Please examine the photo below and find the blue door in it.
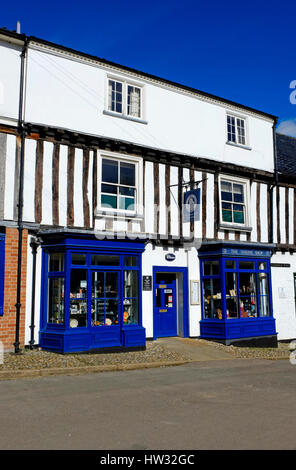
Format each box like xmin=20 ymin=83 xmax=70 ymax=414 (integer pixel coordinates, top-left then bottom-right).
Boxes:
xmin=155 ymin=279 xmax=177 ymax=337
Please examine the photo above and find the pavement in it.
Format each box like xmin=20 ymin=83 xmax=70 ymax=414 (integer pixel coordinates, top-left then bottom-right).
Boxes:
xmin=0 ymin=358 xmax=295 ymax=449
xmin=0 ymin=337 xmax=236 ymax=381
xmin=155 ymin=337 xmax=234 ymax=361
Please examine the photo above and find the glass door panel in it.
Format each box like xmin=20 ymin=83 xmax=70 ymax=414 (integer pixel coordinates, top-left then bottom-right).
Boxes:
xmin=91 ymin=271 xmax=120 ymax=326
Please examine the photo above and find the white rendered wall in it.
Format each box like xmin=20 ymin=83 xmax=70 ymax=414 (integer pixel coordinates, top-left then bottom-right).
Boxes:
xmin=141 ymin=243 xmax=201 ymax=339
xmin=271 ymin=252 xmax=296 ymax=340
xmin=0 ymin=41 xmax=21 ymax=124
xmin=21 ymin=46 xmax=275 ymax=173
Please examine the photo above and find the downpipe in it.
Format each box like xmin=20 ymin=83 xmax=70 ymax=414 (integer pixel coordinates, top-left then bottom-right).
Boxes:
xmin=14 ymin=37 xmax=28 ymax=354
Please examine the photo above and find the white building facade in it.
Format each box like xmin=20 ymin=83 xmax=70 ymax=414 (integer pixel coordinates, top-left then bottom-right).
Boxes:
xmin=0 ymin=28 xmax=295 ymax=352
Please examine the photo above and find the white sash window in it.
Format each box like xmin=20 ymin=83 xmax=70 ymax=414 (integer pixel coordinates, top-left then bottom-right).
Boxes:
xmin=107 ymin=78 xmax=143 ymax=120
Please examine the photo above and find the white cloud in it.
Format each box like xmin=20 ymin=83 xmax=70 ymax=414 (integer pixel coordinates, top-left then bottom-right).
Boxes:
xmin=277 ymin=119 xmax=296 ymax=138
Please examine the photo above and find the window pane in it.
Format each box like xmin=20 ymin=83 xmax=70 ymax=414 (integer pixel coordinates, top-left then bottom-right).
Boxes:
xmin=49 ymin=253 xmax=64 ymax=272
xmin=71 ymin=253 xmax=86 ymax=265
xmin=101 ymin=194 xmax=117 ymax=209
xmin=123 ymin=298 xmax=138 ymax=325
xmin=203 ymin=261 xmax=219 ymax=276
xmin=119 ymin=186 xmax=135 ymax=197
xmin=221 ymin=181 xmax=232 ymax=201
xmin=106 ymin=272 xmax=118 ymax=297
xmin=203 ymin=278 xmax=222 ymax=319
xmin=92 ymin=271 xmax=104 ymax=297
xmin=91 ymin=298 xmax=105 ymax=326
xmin=239 ymin=261 xmax=254 ymax=270
xmin=259 ymin=295 xmax=270 ymax=317
xmin=91 ymin=255 xmax=120 ymax=266
xmin=70 ymin=269 xmax=87 ymax=327
xmin=127 ymin=86 xmax=141 ymax=118
xmin=233 ymin=184 xmax=244 ymax=203
xmin=239 ymin=271 xmax=258 ymax=318
xmin=119 ymin=196 xmax=135 ymax=211
xmin=124 ymin=270 xmax=138 ymax=298
xmin=239 ymin=271 xmax=256 ymax=293
xmin=233 ymin=205 xmax=244 ymax=224
xmin=101 ymin=184 xmax=117 ymax=194
xmin=225 ymin=272 xmax=238 ymax=318
xmin=222 ymin=202 xmax=232 ymax=222
xmin=225 ymin=260 xmax=236 ymax=269
xmin=105 ymin=299 xmax=119 ymax=325
xmin=258 ymin=273 xmax=270 ymax=316
xmin=48 ymin=278 xmax=64 ymax=324
xmin=120 ymin=162 xmax=135 ymax=186
xmin=125 ymin=256 xmax=138 ymax=267
xmin=102 ymin=159 xmax=118 ymax=184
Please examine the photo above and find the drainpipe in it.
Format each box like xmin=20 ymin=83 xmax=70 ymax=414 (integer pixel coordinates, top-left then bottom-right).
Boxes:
xmin=14 ymin=36 xmax=28 ymax=354
xmin=269 ymin=120 xmax=279 ymax=246
xmin=29 ymin=238 xmax=39 ymax=349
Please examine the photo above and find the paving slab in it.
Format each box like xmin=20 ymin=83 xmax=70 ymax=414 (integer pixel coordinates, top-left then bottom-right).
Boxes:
xmin=155 ymin=337 xmax=235 ymax=361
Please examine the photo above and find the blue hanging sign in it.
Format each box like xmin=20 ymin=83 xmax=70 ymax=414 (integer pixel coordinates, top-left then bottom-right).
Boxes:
xmin=183 ymin=188 xmax=200 ymax=222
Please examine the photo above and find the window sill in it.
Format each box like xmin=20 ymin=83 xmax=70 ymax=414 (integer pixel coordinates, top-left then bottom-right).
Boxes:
xmin=219 ymin=223 xmax=252 ymax=232
xmin=95 ymin=209 xmax=144 ymax=221
xmin=226 ymin=141 xmax=252 ymax=151
xmin=103 ymin=110 xmax=148 ymax=125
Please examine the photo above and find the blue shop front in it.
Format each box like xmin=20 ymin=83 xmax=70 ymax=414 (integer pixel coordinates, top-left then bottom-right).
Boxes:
xmin=39 ymin=234 xmax=146 ymax=353
xmin=199 ymin=242 xmax=277 ymax=347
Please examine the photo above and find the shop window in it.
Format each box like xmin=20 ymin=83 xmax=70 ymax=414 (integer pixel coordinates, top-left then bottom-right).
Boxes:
xmin=201 ymin=258 xmax=272 ymax=321
xmin=203 ymin=278 xmax=222 ymax=319
xmin=48 ymin=252 xmax=65 ymax=324
xmin=225 ymin=271 xmax=238 ymax=318
xmin=239 ymin=271 xmax=258 ymax=318
xmin=123 ymin=270 xmax=139 ymax=324
xmin=48 ymin=278 xmax=64 ymax=324
xmin=70 ymin=269 xmax=87 ymax=328
xmin=91 ymin=271 xmax=119 ymax=326
xmin=258 ymin=272 xmax=270 ymax=317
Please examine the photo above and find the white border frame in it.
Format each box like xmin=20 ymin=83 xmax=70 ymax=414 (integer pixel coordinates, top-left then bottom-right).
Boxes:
xmin=225 ymin=110 xmax=250 ymax=148
xmin=218 ymin=174 xmax=251 ymax=229
xmin=96 ymin=149 xmax=144 ymax=218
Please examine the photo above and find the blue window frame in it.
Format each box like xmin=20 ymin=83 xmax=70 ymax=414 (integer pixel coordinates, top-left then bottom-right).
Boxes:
xmin=199 ymin=245 xmax=276 ymax=342
xmin=0 ymin=234 xmax=5 ymax=316
xmin=201 ymin=257 xmax=273 ymax=321
xmin=40 ymin=237 xmax=145 ymax=352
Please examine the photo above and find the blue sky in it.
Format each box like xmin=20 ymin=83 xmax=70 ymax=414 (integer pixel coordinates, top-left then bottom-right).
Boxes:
xmin=2 ymin=0 xmax=296 ymax=135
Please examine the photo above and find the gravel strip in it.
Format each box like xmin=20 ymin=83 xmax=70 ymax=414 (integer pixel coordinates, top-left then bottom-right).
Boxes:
xmin=0 ymin=342 xmax=191 ymax=371
xmin=0 ymin=340 xmax=291 ymax=373
xmin=197 ymin=338 xmax=291 ymax=360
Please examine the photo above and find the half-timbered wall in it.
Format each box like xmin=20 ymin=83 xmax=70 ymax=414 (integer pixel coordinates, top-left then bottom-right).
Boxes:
xmin=0 ymin=131 xmax=295 ymax=249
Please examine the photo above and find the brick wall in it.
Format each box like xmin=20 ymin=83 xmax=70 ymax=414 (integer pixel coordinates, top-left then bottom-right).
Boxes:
xmin=0 ymin=227 xmax=28 ymax=351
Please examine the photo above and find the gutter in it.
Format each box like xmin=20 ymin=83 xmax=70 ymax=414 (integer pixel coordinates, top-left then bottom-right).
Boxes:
xmin=14 ymin=36 xmax=28 ymax=353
